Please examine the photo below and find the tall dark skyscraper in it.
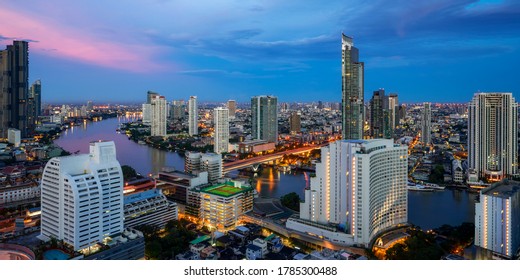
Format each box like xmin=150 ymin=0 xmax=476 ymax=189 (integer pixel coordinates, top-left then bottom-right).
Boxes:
xmin=369 ymin=89 xmax=385 ymax=138
xmin=341 ymin=34 xmax=364 ymax=140
xmin=251 ymin=95 xmax=278 ymax=143
xmin=0 ymin=41 xmax=29 ymax=138
xmin=28 ymin=79 xmax=41 ymax=133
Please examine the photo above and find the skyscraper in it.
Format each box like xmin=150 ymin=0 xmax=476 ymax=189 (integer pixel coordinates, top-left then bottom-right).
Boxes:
xmin=0 ymin=41 xmax=29 ymax=138
xmin=213 ymin=107 xmax=229 ymax=154
xmin=475 ymin=180 xmax=520 ymax=259
xmin=341 ymin=34 xmax=364 ymax=140
xmin=27 ymin=80 xmax=42 ymax=133
xmin=170 ymin=100 xmax=185 ymax=121
xmin=39 ymin=141 xmax=124 ymax=251
xmin=388 ymin=93 xmax=398 ymax=129
xmin=421 ymin=102 xmax=431 ymax=145
xmin=369 ymin=89 xmax=385 ymax=138
xmin=290 ymin=111 xmax=301 ymax=134
xmin=287 ymin=139 xmax=408 ymax=246
xmin=227 ymin=100 xmax=236 ymax=119
xmin=146 ymin=90 xmax=159 ymax=104
xmin=468 ymin=93 xmax=518 ymax=181
xmin=151 ymin=95 xmax=167 ymax=137
xmin=188 ymin=96 xmax=198 ymax=136
xmin=251 ymin=95 xmax=278 ymax=143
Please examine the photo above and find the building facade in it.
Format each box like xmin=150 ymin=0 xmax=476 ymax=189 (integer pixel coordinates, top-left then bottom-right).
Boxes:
xmin=468 ymin=92 xmax=518 ymax=181
xmin=289 ymin=139 xmax=408 ymax=246
xmin=200 ymin=181 xmax=253 ymax=230
xmin=27 ymin=80 xmax=42 ymax=133
xmin=123 ymin=188 xmax=178 ymax=229
xmin=39 ymin=141 xmax=124 ymax=251
xmin=151 ymin=95 xmax=167 ymax=137
xmin=475 ymin=180 xmax=520 ymax=258
xmin=0 ymin=41 xmax=29 ymax=138
xmin=227 ymin=100 xmax=236 ymax=119
xmin=188 ymin=96 xmax=198 ymax=136
xmin=251 ymin=95 xmax=278 ymax=143
xmin=213 ymin=107 xmax=229 ymax=154
xmin=341 ymin=34 xmax=364 ymax=140
xmin=290 ymin=111 xmax=301 ymax=134
xmin=421 ymin=102 xmax=431 ymax=145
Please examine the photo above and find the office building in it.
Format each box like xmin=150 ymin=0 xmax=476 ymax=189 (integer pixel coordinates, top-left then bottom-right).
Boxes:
xmin=200 ymin=181 xmax=254 ymax=230
xmin=421 ymin=102 xmax=431 ymax=145
xmin=475 ymin=180 xmax=520 ymax=259
xmin=151 ymin=95 xmax=167 ymax=137
xmin=123 ymin=188 xmax=178 ymax=229
xmin=468 ymin=92 xmax=518 ymax=181
xmin=184 ymin=152 xmax=222 ymax=183
xmin=251 ymin=95 xmax=278 ymax=143
xmin=0 ymin=41 xmax=29 ymax=138
xmin=287 ymin=139 xmax=408 ymax=247
xmin=290 ymin=111 xmax=301 ymax=134
xmin=156 ymin=168 xmax=208 ymax=204
xmin=227 ymin=100 xmax=236 ymax=119
xmin=188 ymin=96 xmax=198 ymax=136
xmin=369 ymin=89 xmax=385 ymax=138
xmin=213 ymin=107 xmax=229 ymax=154
xmin=341 ymin=34 xmax=364 ymax=140
xmin=7 ymin=128 xmax=21 ymax=147
xmin=39 ymin=141 xmax=124 ymax=251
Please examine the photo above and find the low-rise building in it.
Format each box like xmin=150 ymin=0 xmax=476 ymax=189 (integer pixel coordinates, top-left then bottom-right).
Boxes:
xmin=238 ymin=140 xmax=276 ymax=154
xmin=123 ymin=188 xmax=178 ymax=229
xmin=200 ymin=181 xmax=253 ymax=230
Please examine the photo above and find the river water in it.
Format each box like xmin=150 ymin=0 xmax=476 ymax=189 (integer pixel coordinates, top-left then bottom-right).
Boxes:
xmin=55 ymin=117 xmax=477 ymax=230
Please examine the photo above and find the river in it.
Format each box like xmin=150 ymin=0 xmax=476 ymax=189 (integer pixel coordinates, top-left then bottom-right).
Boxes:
xmin=55 ymin=117 xmax=476 ymax=230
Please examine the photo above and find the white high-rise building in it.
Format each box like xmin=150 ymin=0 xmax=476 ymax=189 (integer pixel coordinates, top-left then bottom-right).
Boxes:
xmin=142 ymin=103 xmax=151 ymax=125
xmin=151 ymin=95 xmax=167 ymax=137
xmin=421 ymin=102 xmax=431 ymax=145
xmin=188 ymin=96 xmax=198 ymax=136
xmin=213 ymin=107 xmax=229 ymax=154
xmin=468 ymin=92 xmax=518 ymax=181
xmin=287 ymin=139 xmax=408 ymax=246
xmin=38 ymin=141 xmax=124 ymax=251
xmin=388 ymin=94 xmax=398 ymax=130
xmin=475 ymin=180 xmax=520 ymax=258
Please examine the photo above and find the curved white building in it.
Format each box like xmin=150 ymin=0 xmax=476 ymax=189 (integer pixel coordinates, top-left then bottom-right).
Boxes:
xmin=39 ymin=141 xmax=124 ymax=251
xmin=288 ymin=139 xmax=408 ymax=246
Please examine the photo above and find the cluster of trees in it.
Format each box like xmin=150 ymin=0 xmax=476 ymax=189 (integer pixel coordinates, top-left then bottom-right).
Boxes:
xmin=280 ymin=192 xmax=301 ymax=212
xmin=428 ymin=164 xmax=445 ymax=184
xmin=138 ymin=219 xmax=196 ymax=260
xmin=386 ymin=228 xmax=443 ymax=260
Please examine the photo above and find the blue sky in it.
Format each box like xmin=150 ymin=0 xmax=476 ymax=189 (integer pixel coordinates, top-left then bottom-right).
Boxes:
xmin=1 ymin=0 xmax=519 ymax=103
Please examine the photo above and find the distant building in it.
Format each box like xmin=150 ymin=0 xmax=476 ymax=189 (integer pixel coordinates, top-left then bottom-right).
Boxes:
xmin=7 ymin=128 xmax=21 ymax=147
xmin=185 ymin=152 xmax=202 ymax=174
xmin=290 ymin=111 xmax=301 ymax=134
xmin=452 ymin=159 xmax=464 ymax=184
xmin=170 ymin=100 xmax=185 ymax=121
xmin=238 ymin=139 xmax=276 ymax=154
xmin=475 ymin=180 xmax=520 ymax=259
xmin=341 ymin=34 xmax=364 ymax=140
xmin=39 ymin=141 xmax=124 ymax=251
xmin=200 ymin=181 xmax=253 ymax=230
xmin=27 ymin=80 xmax=42 ymax=133
xmin=188 ymin=96 xmax=198 ymax=136
xmin=421 ymin=102 xmax=431 ymax=145
xmin=369 ymin=89 xmax=386 ymax=139
xmin=251 ymin=95 xmax=278 ymax=143
xmin=227 ymin=100 xmax=236 ymax=119
xmin=142 ymin=104 xmax=151 ymax=124
xmin=388 ymin=93 xmax=398 ymax=130
xmin=213 ymin=107 xmax=229 ymax=154
xmin=184 ymin=152 xmax=222 ymax=183
xmin=468 ymin=92 xmax=518 ymax=181
xmin=0 ymin=41 xmax=29 ymax=138
xmin=151 ymin=95 xmax=167 ymax=137
xmin=287 ymin=139 xmax=408 ymax=247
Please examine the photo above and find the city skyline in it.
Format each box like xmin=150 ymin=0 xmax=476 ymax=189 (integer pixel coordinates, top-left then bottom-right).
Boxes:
xmin=1 ymin=1 xmax=520 ymax=103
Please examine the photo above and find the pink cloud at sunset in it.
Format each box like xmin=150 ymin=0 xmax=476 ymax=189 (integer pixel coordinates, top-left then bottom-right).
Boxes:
xmin=0 ymin=8 xmax=167 ymax=73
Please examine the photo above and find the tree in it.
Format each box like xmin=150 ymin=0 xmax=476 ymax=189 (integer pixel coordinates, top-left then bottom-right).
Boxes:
xmin=280 ymin=192 xmax=301 ymax=212
xmin=428 ymin=164 xmax=445 ymax=184
xmin=121 ymin=165 xmax=138 ymax=181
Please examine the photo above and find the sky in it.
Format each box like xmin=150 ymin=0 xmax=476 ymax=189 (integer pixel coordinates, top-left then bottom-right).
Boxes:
xmin=1 ymin=0 xmax=520 ymax=104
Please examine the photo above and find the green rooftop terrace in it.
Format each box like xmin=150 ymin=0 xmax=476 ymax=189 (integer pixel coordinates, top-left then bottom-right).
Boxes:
xmin=201 ymin=182 xmax=253 ymax=198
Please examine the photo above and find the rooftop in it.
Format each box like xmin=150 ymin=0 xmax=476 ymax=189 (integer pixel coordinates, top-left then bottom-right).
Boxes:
xmin=482 ymin=180 xmax=520 ymax=199
xmin=201 ymin=182 xmax=253 ymax=198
